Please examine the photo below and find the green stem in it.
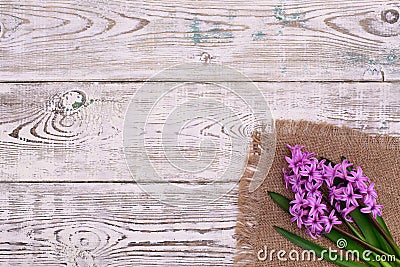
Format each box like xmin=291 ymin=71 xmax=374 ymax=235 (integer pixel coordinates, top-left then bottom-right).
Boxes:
xmin=333 ymin=226 xmax=400 ymax=266
xmin=346 ymin=222 xmax=366 ymax=241
xmin=323 ymin=196 xmax=365 ymax=240
xmin=376 ymin=216 xmax=393 ymax=239
xmin=366 ymin=213 xmax=400 ymax=257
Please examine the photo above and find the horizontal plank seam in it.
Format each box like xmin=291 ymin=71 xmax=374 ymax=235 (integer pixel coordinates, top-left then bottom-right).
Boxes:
xmin=0 ymin=80 xmax=397 ymax=84
xmin=0 ymin=181 xmax=239 ymax=184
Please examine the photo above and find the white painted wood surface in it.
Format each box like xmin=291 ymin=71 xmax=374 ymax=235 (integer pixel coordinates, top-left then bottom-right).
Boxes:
xmin=1 ymin=0 xmax=400 ymax=266
xmin=0 ymin=183 xmax=237 ymax=266
xmin=0 ymin=81 xmax=399 ymax=266
xmin=1 ymin=0 xmax=400 ymax=81
xmin=0 ymin=82 xmax=398 ymax=182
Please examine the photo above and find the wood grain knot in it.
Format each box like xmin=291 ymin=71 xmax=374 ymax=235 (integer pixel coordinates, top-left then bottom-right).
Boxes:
xmin=381 ymin=9 xmax=399 ymax=24
xmin=200 ymin=52 xmax=212 ymax=63
xmin=51 ymin=223 xmax=126 ymax=266
xmin=359 ymin=5 xmax=400 ymax=37
xmin=8 ymin=89 xmax=97 ymax=144
xmin=54 ymin=226 xmax=104 ymax=266
xmin=55 ymin=90 xmax=87 ymax=114
xmin=68 ymin=229 xmax=102 ymax=251
xmin=0 ymin=4 xmax=150 ymax=45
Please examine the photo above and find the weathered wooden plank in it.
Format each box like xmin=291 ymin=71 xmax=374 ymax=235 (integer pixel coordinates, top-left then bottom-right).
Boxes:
xmin=1 ymin=0 xmax=400 ymax=81
xmin=0 ymin=183 xmax=237 ymax=266
xmin=0 ymin=82 xmax=398 ymax=182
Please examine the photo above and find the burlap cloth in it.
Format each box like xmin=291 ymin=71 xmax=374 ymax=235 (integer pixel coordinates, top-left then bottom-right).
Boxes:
xmin=235 ymin=120 xmax=400 ymax=267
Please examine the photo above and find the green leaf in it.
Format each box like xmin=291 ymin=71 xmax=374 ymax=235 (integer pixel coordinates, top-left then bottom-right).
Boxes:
xmin=376 ymin=216 xmax=393 ymax=240
xmin=269 ymin=191 xmax=383 ymax=267
xmin=375 ymin=231 xmax=396 ymax=256
xmin=268 ymin=191 xmax=290 ymax=211
xmin=325 ymin=231 xmax=381 ymax=267
xmin=351 ymin=209 xmax=399 ymax=259
xmin=373 ymin=215 xmax=400 ymax=258
xmin=350 ymin=209 xmax=381 ymax=248
xmin=345 ymin=221 xmax=365 ymax=240
xmin=274 ymin=226 xmax=367 ymax=267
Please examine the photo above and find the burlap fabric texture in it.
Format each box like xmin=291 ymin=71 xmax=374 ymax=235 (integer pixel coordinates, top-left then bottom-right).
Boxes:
xmin=235 ymin=120 xmax=400 ymax=267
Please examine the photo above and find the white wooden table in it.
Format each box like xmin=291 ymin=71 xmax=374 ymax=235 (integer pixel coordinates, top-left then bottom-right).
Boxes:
xmin=0 ymin=1 xmax=399 ymax=266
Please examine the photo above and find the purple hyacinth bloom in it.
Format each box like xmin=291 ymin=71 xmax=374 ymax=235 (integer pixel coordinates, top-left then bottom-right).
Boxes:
xmin=285 ymin=144 xmax=313 ymax=174
xmin=338 ymin=159 xmax=353 ymax=181
xmin=285 ymin=159 xmax=302 ymax=175
xmin=283 ymin=168 xmax=294 ymax=189
xmin=304 ymin=181 xmax=323 ymax=198
xmin=342 ymin=184 xmax=363 ymax=208
xmin=291 ymin=175 xmax=306 ymax=194
xmin=308 ymin=195 xmax=327 ymax=217
xmin=282 ymin=144 xmax=383 ymax=239
xmin=304 ymin=214 xmax=324 ymax=239
xmin=360 ymin=201 xmax=383 ymax=219
xmin=290 ymin=192 xmax=309 ymax=211
xmin=321 ymin=210 xmax=342 ymax=233
xmin=350 ymin=166 xmax=369 ymax=190
xmin=305 ymin=227 xmax=322 ymax=239
xmin=339 ymin=204 xmax=357 ymax=222
xmin=289 ymin=206 xmax=308 ymax=229
xmin=328 ymin=185 xmax=346 ymax=205
xmin=359 ymin=182 xmax=379 ymax=204
xmin=299 ymin=158 xmax=323 ymax=182
xmin=323 ymin=162 xmax=343 ymax=187
xmin=286 ymin=144 xmax=305 ymax=154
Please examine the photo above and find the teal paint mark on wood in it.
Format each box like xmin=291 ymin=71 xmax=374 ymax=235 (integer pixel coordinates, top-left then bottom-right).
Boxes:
xmin=272 ymin=2 xmax=308 ymax=36
xmin=345 ymin=52 xmax=368 ymax=64
xmin=190 ymin=17 xmax=202 ymax=44
xmin=274 ymin=6 xmax=286 ymax=21
xmin=251 ymin=31 xmax=266 ymax=41
xmin=383 ymin=50 xmax=399 ymax=65
xmin=189 ymin=17 xmax=234 ymax=44
xmin=344 ymin=49 xmax=399 ymax=67
xmin=274 ymin=5 xmax=306 ymax=24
